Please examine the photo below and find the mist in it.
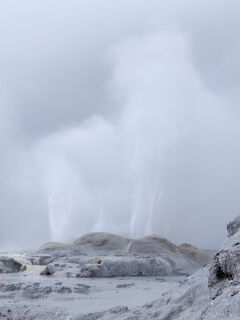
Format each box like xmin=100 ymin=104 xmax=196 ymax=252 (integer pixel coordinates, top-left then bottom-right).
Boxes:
xmin=0 ymin=0 xmax=240 ymax=249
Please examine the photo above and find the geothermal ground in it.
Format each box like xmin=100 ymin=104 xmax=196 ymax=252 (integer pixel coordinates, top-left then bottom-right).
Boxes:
xmin=0 ymin=269 xmax=183 ymax=319
xmin=0 ymin=232 xmax=211 ymax=319
xmin=13 ymin=224 xmax=240 ymax=320
xmin=0 ymin=228 xmax=238 ymax=320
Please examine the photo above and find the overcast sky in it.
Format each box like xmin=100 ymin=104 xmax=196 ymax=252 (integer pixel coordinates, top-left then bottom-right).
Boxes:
xmin=0 ymin=0 xmax=240 ymax=249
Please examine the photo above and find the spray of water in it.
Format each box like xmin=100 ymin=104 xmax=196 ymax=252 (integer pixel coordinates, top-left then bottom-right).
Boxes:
xmin=0 ymin=28 xmax=239 ymax=250
xmin=35 ymin=30 xmax=228 ymax=245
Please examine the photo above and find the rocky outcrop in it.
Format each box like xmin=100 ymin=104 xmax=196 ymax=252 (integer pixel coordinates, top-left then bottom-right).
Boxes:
xmin=0 ymin=257 xmax=22 ymax=273
xmin=227 ymin=215 xmax=240 ymax=237
xmin=77 ymin=256 xmax=172 ymax=277
xmin=82 ymin=215 xmax=240 ymax=319
xmin=208 ymin=216 xmax=240 ymax=301
xmin=32 ymin=232 xmax=209 ymax=278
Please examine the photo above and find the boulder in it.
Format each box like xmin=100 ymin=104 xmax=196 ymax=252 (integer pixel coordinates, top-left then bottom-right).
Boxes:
xmin=0 ymin=257 xmax=22 ymax=273
xmin=40 ymin=265 xmax=55 ymax=276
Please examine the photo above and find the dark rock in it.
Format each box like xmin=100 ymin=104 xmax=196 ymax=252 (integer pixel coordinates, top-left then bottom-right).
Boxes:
xmin=108 ymin=306 xmax=128 ymax=314
xmin=20 ymin=265 xmax=27 ymax=272
xmin=0 ymin=258 xmax=22 ymax=273
xmin=74 ymin=284 xmax=90 ymax=294
xmin=116 ymin=283 xmax=134 ymax=288
xmin=2 ymin=283 xmax=22 ymax=292
xmin=231 ymin=290 xmax=239 ymax=297
xmin=57 ymin=286 xmax=72 ymax=294
xmin=227 ymin=216 xmax=240 ymax=237
xmin=208 ymin=251 xmax=234 ymax=288
xmin=40 ymin=265 xmax=54 ymax=276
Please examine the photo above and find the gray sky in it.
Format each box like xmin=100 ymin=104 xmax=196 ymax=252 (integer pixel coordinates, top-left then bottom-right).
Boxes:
xmin=0 ymin=0 xmax=240 ymax=249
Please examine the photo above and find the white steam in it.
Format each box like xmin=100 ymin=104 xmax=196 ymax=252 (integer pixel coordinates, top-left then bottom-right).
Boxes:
xmin=1 ymin=0 xmax=240 ymax=250
xmin=31 ymin=30 xmax=239 ymax=247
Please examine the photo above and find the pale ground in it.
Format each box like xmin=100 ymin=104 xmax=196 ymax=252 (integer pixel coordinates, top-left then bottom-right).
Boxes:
xmin=0 ymin=261 xmax=183 ymax=318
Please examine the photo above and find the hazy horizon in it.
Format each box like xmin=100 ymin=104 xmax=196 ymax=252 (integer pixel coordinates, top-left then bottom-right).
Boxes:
xmin=1 ymin=0 xmax=240 ymax=250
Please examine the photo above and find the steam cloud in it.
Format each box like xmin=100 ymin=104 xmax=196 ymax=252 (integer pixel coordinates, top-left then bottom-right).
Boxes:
xmin=0 ymin=0 xmax=240 ymax=249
